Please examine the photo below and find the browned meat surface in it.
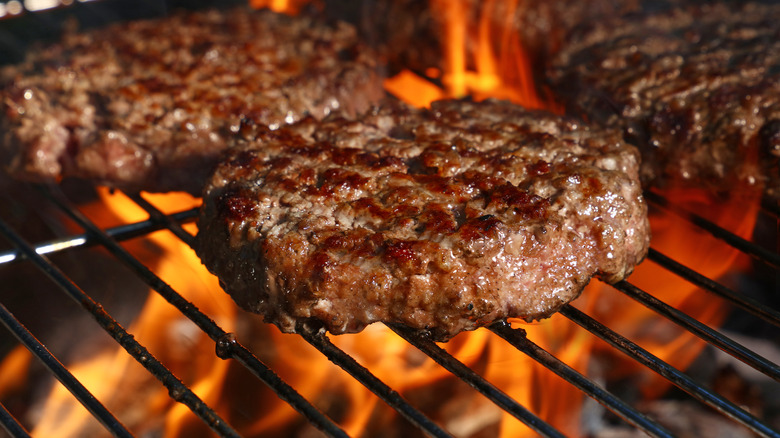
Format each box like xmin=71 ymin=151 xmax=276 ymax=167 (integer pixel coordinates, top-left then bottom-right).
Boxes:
xmin=0 ymin=7 xmax=384 ymax=194
xmin=195 ymin=99 xmax=650 ymax=341
xmin=549 ymin=2 xmax=780 ymax=196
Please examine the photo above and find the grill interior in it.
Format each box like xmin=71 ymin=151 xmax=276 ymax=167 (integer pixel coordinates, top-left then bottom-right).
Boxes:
xmin=0 ymin=173 xmax=777 ymax=437
xmin=0 ymin=1 xmax=779 ymax=437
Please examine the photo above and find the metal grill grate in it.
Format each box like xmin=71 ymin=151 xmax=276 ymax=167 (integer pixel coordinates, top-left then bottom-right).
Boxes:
xmin=0 ymin=1 xmax=778 ymax=436
xmin=0 ymin=179 xmax=777 ymax=437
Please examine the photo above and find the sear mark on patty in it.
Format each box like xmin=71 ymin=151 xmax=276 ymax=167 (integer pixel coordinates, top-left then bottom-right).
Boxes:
xmin=0 ymin=7 xmax=384 ymax=194
xmin=195 ymin=98 xmax=650 ymax=341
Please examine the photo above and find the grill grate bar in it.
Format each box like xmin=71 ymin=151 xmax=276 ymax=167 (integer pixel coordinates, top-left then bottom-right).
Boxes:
xmin=117 ymin=193 xmax=354 ymax=435
xmin=0 ymin=216 xmax=239 ymax=437
xmin=388 ymin=323 xmax=566 ymax=438
xmin=125 ymin=190 xmax=454 ymax=436
xmin=489 ymin=321 xmax=673 ymax=437
xmin=2 ymin=181 xmax=775 ymax=436
xmin=560 ymin=304 xmax=780 ymax=438
xmin=0 ymin=208 xmax=198 ymax=266
xmin=0 ymin=298 xmax=131 ymax=438
xmin=126 ymin=193 xmax=196 ymax=248
xmin=38 ymin=184 xmax=349 ymax=437
xmin=647 ymin=248 xmax=780 ymax=327
xmin=612 ymin=280 xmax=780 ymax=382
xmin=0 ymin=401 xmax=30 ymax=438
xmin=297 ymin=325 xmax=453 ymax=438
xmin=644 ymin=191 xmax=780 ymax=268
xmin=116 ymin=187 xmax=780 ymax=436
xmin=213 ymin=334 xmax=350 ymax=438
xmin=126 ymin=190 xmax=535 ymax=438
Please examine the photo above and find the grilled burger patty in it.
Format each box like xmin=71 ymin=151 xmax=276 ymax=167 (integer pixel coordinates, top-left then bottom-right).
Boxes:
xmin=0 ymin=7 xmax=384 ymax=194
xmin=548 ymin=2 xmax=780 ymax=196
xmin=195 ymin=99 xmax=650 ymax=340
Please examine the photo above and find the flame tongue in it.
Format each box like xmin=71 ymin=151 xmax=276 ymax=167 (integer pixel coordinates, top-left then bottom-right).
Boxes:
xmin=0 ymin=2 xmax=767 ymax=437
xmin=250 ymin=0 xmax=313 ymax=14
xmin=386 ymin=0 xmax=560 ymax=111
xmin=17 ymin=185 xmax=757 ymax=437
xmin=584 ymin=185 xmax=760 ymax=400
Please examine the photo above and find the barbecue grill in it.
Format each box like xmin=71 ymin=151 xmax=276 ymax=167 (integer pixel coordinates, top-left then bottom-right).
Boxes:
xmin=0 ymin=1 xmax=779 ymax=437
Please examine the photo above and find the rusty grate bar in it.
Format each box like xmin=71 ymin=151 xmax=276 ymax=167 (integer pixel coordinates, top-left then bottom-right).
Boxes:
xmin=125 ymin=193 xmax=196 ymax=248
xmin=128 ymin=190 xmax=458 ymax=437
xmin=297 ymin=325 xmax=453 ymax=438
xmin=52 ymin=184 xmax=780 ymax=436
xmin=1 ymin=181 xmax=777 ymax=436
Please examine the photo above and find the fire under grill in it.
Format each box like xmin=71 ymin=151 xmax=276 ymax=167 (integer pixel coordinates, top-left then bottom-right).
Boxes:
xmin=0 ymin=1 xmax=779 ymax=437
xmin=0 ymin=180 xmax=777 ymax=438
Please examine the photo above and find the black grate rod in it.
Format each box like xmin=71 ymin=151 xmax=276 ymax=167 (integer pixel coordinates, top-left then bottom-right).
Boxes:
xmin=644 ymin=190 xmax=780 ymax=269
xmin=0 ymin=208 xmax=197 ymax=266
xmin=612 ymin=280 xmax=780 ymax=382
xmin=213 ymin=334 xmax=349 ymax=438
xmin=560 ymin=304 xmax=780 ymax=438
xmin=0 ymin=218 xmax=241 ymax=437
xmin=297 ymin=324 xmax=453 ymax=438
xmin=0 ymin=302 xmax=131 ymax=438
xmin=38 ymin=184 xmax=349 ymax=437
xmin=647 ymin=248 xmax=780 ymax=328
xmin=489 ymin=321 xmax=673 ymax=438
xmin=388 ymin=324 xmax=566 ymax=438
xmin=125 ymin=192 xmax=196 ymax=248
xmin=0 ymin=401 xmax=31 ymax=438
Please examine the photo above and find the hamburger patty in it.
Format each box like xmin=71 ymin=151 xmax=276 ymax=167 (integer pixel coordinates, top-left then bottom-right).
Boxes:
xmin=195 ymin=99 xmax=650 ymax=340
xmin=548 ymin=2 xmax=780 ymax=196
xmin=0 ymin=7 xmax=384 ymax=194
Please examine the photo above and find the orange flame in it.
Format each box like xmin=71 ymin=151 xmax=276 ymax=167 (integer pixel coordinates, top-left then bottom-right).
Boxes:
xmin=22 ymin=189 xmax=234 ymax=437
xmin=594 ymin=186 xmax=761 ymax=399
xmin=249 ymin=0 xmax=316 ymax=15
xmin=378 ymin=1 xmax=762 ymax=435
xmin=0 ymin=1 xmax=766 ymax=437
xmin=387 ymin=0 xmax=560 ymax=111
xmin=3 ymin=183 xmax=757 ymax=437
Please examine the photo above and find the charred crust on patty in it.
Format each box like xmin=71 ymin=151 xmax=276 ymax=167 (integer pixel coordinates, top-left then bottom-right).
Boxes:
xmin=0 ymin=7 xmax=384 ymax=194
xmin=195 ymin=98 xmax=650 ymax=341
